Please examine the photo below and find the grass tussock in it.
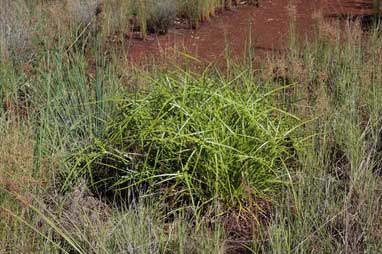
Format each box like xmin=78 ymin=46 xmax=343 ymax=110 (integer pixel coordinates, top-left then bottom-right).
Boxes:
xmin=67 ymin=70 xmax=299 ymax=211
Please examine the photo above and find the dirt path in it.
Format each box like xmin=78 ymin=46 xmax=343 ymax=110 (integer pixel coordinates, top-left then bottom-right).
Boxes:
xmin=125 ymin=0 xmax=377 ymax=64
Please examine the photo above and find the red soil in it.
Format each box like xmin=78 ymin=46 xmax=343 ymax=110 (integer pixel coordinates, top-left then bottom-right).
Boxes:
xmin=125 ymin=0 xmax=378 ymax=64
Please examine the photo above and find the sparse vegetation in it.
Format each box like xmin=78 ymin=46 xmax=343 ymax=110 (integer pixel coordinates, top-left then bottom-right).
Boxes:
xmin=1 ymin=0 xmax=382 ymax=253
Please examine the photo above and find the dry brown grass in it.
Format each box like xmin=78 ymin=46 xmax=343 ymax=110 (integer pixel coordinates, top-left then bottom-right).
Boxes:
xmin=0 ymin=121 xmax=35 ymax=192
xmin=0 ymin=119 xmax=54 ymax=208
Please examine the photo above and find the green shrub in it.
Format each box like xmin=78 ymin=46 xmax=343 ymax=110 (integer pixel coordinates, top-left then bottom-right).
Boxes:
xmin=67 ymin=70 xmax=300 ymax=211
xmin=146 ymin=0 xmax=178 ymax=34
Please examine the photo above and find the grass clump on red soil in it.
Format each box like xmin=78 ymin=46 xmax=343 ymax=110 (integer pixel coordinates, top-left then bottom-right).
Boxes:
xmin=66 ymin=69 xmax=300 ymax=213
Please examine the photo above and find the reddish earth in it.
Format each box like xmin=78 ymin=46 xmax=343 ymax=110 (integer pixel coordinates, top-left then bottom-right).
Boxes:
xmin=124 ymin=0 xmax=378 ymax=64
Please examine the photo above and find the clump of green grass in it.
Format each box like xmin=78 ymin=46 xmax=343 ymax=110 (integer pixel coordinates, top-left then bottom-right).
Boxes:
xmin=67 ymin=69 xmax=300 ymax=212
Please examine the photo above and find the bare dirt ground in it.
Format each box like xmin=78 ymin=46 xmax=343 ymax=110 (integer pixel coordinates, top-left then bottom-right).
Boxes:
xmin=124 ymin=0 xmax=378 ymax=64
